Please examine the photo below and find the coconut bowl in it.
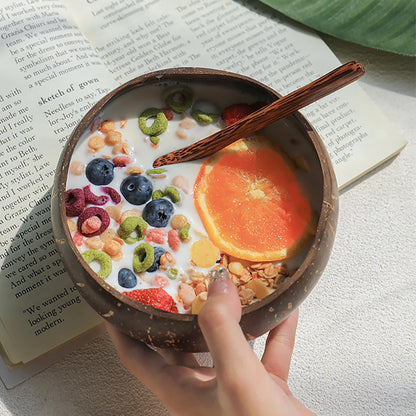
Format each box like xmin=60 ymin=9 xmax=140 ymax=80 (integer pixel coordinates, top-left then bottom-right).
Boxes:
xmin=51 ymin=67 xmax=338 ymax=352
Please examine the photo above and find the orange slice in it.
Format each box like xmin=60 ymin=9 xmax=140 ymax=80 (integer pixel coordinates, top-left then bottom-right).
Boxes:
xmin=193 ymin=136 xmax=314 ymax=261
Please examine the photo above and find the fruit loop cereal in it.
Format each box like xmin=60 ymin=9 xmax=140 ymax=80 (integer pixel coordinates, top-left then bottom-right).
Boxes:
xmin=66 ymin=83 xmax=314 ymax=314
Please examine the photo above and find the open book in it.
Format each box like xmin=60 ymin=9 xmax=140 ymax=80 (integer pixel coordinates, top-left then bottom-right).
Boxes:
xmin=0 ymin=0 xmax=406 ymax=387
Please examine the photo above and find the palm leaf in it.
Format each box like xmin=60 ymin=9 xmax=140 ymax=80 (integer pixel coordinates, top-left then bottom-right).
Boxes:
xmin=257 ymin=0 xmax=416 ymax=55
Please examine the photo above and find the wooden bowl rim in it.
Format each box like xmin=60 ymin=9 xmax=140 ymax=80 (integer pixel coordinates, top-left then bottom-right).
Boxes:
xmin=56 ymin=67 xmax=337 ymax=322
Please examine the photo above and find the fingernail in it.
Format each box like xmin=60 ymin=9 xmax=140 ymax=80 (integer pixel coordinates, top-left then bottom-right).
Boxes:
xmin=208 ymin=266 xmax=230 ymax=295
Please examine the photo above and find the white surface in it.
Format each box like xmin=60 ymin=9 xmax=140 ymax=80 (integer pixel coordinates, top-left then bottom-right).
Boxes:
xmin=1 ymin=37 xmax=415 ymax=415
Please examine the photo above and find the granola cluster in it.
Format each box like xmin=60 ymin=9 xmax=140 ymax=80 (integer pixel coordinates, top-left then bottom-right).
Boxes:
xmin=173 ymin=255 xmax=290 ymax=313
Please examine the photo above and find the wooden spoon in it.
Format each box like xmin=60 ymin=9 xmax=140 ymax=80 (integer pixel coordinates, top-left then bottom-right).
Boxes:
xmin=153 ymin=61 xmax=365 ymax=168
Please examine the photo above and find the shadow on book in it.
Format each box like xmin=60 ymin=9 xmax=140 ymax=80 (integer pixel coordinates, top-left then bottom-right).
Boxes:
xmin=0 ymin=188 xmax=102 ymax=388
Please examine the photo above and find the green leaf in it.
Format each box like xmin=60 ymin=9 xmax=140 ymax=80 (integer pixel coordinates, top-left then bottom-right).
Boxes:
xmin=257 ymin=0 xmax=416 ymax=55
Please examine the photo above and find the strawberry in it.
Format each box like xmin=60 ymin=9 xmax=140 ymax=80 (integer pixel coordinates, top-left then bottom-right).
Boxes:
xmin=221 ymin=103 xmax=254 ymax=126
xmin=123 ymin=288 xmax=177 ymax=312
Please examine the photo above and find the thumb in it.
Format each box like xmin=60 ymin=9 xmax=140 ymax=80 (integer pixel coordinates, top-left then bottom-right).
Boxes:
xmin=198 ymin=267 xmax=259 ymax=375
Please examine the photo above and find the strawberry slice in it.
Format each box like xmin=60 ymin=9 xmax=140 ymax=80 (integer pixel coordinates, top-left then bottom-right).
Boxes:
xmin=221 ymin=103 xmax=255 ymax=126
xmin=123 ymin=288 xmax=177 ymax=312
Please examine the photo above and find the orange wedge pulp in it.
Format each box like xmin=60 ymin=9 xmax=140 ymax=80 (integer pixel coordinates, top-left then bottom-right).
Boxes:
xmin=193 ymin=136 xmax=314 ymax=262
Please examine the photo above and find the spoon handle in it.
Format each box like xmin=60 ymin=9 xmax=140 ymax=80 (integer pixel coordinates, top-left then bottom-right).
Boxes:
xmin=153 ymin=61 xmax=365 ymax=168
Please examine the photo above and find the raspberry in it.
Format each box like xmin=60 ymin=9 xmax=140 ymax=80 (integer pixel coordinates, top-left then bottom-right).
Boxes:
xmin=83 ymin=185 xmax=109 ymax=205
xmin=168 ymin=229 xmax=181 ymax=251
xmin=77 ymin=207 xmax=110 ymax=237
xmin=145 ymin=228 xmax=167 ymax=244
xmin=65 ymin=188 xmax=85 ymax=217
xmin=101 ymin=186 xmax=121 ymax=204
xmin=122 ymin=288 xmax=177 ymax=312
xmin=221 ymin=103 xmax=254 ymax=126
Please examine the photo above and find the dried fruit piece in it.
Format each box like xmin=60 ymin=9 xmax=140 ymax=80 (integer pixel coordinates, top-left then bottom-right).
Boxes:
xmin=72 ymin=231 xmax=84 ymax=246
xmin=101 ymin=186 xmax=121 ymax=204
xmin=145 ymin=228 xmax=167 ymax=244
xmin=178 ymin=283 xmax=196 ymax=306
xmin=69 ymin=161 xmax=85 ymax=175
xmin=162 ymin=108 xmax=174 ymax=120
xmin=112 ymin=155 xmax=131 ymax=167
xmin=82 ymin=249 xmax=112 ymax=279
xmin=65 ymin=188 xmax=85 ymax=217
xmin=190 ymin=240 xmax=219 ymax=268
xmin=152 ymin=275 xmax=169 ymax=288
xmin=168 ymin=229 xmax=181 ymax=251
xmin=83 ymin=185 xmax=109 ymax=205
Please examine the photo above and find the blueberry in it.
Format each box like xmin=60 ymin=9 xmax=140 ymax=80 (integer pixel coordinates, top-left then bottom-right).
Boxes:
xmin=86 ymin=158 xmax=114 ymax=185
xmin=120 ymin=175 xmax=153 ymax=205
xmin=147 ymin=247 xmax=166 ymax=272
xmin=142 ymin=199 xmax=174 ymax=227
xmin=118 ymin=268 xmax=137 ymax=288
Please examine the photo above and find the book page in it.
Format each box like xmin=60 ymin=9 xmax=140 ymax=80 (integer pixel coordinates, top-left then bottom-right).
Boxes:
xmin=0 ymin=0 xmax=119 ymax=366
xmin=63 ymin=0 xmax=406 ymax=189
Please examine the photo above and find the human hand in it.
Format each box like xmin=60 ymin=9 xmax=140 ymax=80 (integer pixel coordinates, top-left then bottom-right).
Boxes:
xmin=106 ymin=269 xmax=315 ymax=416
